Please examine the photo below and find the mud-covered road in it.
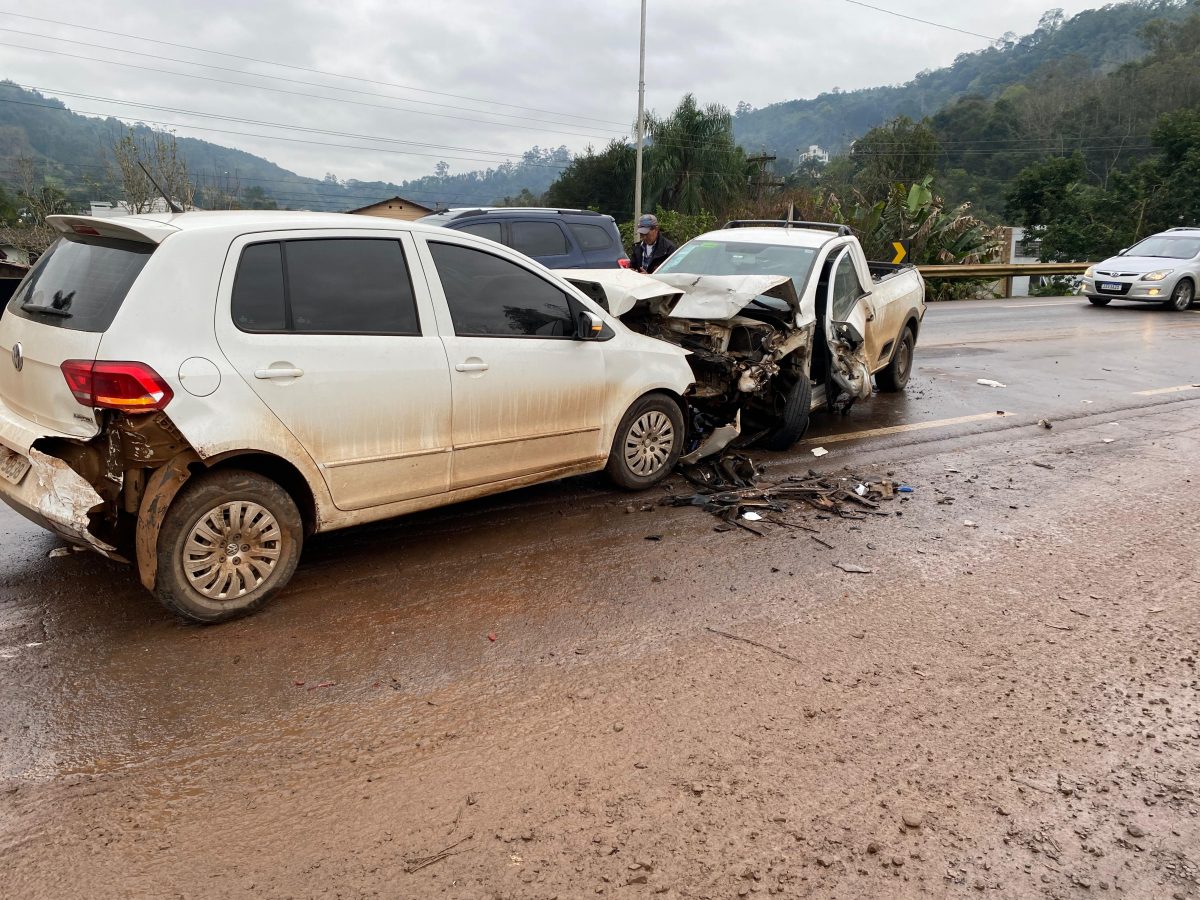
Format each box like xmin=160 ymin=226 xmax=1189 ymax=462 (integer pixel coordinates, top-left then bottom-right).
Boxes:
xmin=2 ymin=298 xmax=1198 ymax=899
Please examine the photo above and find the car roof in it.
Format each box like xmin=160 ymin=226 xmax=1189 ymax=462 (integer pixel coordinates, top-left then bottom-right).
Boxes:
xmin=434 ymin=207 xmax=611 ymax=220
xmin=688 ymin=226 xmax=842 ymax=249
xmin=48 ymin=210 xmax=452 ymax=244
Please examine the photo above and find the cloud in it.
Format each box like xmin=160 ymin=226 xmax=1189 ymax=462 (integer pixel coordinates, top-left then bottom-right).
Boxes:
xmin=1 ymin=0 xmax=1106 ymax=183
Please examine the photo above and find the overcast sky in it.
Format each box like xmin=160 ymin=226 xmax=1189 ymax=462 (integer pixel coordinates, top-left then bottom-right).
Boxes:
xmin=1 ymin=0 xmax=1109 ymax=189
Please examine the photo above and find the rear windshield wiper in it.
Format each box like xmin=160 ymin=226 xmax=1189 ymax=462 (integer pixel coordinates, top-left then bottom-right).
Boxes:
xmin=20 ymin=301 xmax=73 ymax=318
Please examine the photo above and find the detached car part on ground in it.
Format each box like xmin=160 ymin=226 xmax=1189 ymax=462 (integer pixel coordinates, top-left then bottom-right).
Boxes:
xmin=0 ymin=212 xmax=695 ymax=623
xmin=566 ymin=221 xmax=927 ymax=456
xmin=1081 ymin=228 xmax=1200 ymax=311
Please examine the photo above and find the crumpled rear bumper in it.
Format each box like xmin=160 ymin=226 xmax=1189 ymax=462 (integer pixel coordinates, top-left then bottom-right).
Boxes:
xmin=0 ymin=398 xmax=120 ymax=558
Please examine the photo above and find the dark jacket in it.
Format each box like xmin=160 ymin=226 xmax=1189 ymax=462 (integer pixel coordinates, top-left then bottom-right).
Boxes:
xmin=630 ymin=235 xmax=677 ymax=274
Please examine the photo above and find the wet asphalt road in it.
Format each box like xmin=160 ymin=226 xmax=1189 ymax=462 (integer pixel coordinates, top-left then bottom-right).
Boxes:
xmin=1 ymin=296 xmax=1198 ymax=898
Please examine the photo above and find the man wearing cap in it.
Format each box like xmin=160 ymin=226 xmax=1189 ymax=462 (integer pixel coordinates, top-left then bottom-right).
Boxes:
xmin=630 ymin=214 xmax=677 ymax=274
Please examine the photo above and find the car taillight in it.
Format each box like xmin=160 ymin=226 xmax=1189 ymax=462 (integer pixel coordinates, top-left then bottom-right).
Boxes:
xmin=618 ymin=257 xmax=631 ymax=268
xmin=61 ymin=360 xmax=174 ymax=413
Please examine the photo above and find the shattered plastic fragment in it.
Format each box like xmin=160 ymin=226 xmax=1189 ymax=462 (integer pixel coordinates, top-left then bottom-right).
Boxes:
xmin=47 ymin=547 xmax=72 ymax=558
xmin=963 ymin=520 xmax=979 ymax=528
xmin=741 ymin=511 xmax=763 ymax=521
xmin=855 ymin=484 xmax=867 ymax=497
xmin=833 ymin=562 xmax=873 ymax=574
xmin=811 ymin=447 xmax=829 ymax=457
xmin=1102 ymin=438 xmax=1115 ymax=444
xmin=898 ymin=485 xmax=915 ymax=493
xmin=977 ymin=379 xmax=1007 ymax=388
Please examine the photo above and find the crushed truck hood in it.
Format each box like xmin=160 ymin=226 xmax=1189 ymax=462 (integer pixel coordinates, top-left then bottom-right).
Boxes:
xmin=565 ymin=270 xmax=798 ymax=320
xmin=650 ymin=273 xmax=799 ymax=319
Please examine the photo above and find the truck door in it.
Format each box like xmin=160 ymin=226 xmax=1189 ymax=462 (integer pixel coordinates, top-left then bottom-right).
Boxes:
xmin=824 ymin=247 xmax=873 ymax=407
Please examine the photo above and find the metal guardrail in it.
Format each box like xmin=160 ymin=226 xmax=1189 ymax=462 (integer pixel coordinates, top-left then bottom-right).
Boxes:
xmin=915 ymin=262 xmax=1092 ymax=299
xmin=916 ymin=262 xmax=1091 ymax=278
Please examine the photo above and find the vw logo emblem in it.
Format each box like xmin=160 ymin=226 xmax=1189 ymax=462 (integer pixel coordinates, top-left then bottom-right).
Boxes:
xmin=10 ymin=342 xmax=22 ymax=373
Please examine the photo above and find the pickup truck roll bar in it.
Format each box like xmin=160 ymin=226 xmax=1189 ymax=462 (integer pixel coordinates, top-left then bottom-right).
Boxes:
xmin=722 ymin=219 xmax=853 ymax=236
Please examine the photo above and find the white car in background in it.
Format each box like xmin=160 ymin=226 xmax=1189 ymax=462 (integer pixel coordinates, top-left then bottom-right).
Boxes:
xmin=1082 ymin=227 xmax=1200 ymax=310
xmin=0 ymin=212 xmax=694 ymax=623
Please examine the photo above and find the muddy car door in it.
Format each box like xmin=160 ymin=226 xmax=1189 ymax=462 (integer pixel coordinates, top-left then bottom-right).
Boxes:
xmin=417 ymin=238 xmax=606 ymax=490
xmin=824 ymin=247 xmax=873 ymax=405
xmin=215 ymin=232 xmax=454 ymax=511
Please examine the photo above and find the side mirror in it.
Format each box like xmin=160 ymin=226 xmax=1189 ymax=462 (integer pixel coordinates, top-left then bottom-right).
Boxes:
xmin=1117 ymin=248 xmax=1128 ymax=256
xmin=576 ymin=310 xmax=605 ymax=340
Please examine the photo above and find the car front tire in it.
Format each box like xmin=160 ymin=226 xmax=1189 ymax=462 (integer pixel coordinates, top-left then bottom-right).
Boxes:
xmin=154 ymin=469 xmax=303 ymax=624
xmin=605 ymin=394 xmax=684 ymax=490
xmin=1087 ymin=296 xmax=1111 ymax=306
xmin=1164 ymin=279 xmax=1194 ymax=311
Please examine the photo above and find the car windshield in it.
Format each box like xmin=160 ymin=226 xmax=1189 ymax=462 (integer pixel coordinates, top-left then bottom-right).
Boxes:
xmin=1124 ymin=235 xmax=1200 ymax=259
xmin=656 ymin=239 xmax=819 ymax=293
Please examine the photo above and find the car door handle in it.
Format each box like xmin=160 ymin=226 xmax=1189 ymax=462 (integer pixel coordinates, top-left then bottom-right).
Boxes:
xmin=254 ymin=367 xmax=304 ymax=379
xmin=455 ymin=361 xmax=489 ymax=373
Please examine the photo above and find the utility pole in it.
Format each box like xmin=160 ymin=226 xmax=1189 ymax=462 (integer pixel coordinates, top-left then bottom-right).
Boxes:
xmin=633 ymin=0 xmax=647 ymax=224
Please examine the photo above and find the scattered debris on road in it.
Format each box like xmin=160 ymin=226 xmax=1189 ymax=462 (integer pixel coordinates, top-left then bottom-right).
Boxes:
xmin=667 ymin=456 xmax=902 ymax=533
xmin=977 ymin=378 xmax=1007 ymax=388
xmin=811 ymin=446 xmax=829 ymax=457
xmin=1038 ymin=418 xmax=1053 ymax=429
xmin=833 ymin=562 xmax=873 ymax=574
xmin=404 ymin=834 xmax=474 ymax=874
xmin=705 ymin=627 xmax=804 ymax=664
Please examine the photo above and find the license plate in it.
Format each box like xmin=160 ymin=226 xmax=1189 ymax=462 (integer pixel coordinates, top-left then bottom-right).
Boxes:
xmin=0 ymin=445 xmax=31 ymax=486
xmin=1100 ymin=282 xmax=1122 ymax=292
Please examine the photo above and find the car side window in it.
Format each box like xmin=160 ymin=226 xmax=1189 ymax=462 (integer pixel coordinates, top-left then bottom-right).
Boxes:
xmin=231 ymin=242 xmax=287 ymax=331
xmin=831 ymin=252 xmax=863 ymax=322
xmin=458 ymin=222 xmax=503 ymax=243
xmin=232 ymin=238 xmax=420 ymax=335
xmin=428 ymin=241 xmax=575 ymax=338
xmin=510 ymin=221 xmax=570 ymax=257
xmin=568 ymin=223 xmax=614 ymax=251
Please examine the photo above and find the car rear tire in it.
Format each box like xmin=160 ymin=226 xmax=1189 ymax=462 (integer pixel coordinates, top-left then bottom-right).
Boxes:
xmin=876 ymin=327 xmax=915 ymax=393
xmin=760 ymin=372 xmax=813 ymax=451
xmin=605 ymin=394 xmax=684 ymax=490
xmin=1164 ymin=279 xmax=1194 ymax=311
xmin=1088 ymin=296 xmax=1111 ymax=306
xmin=154 ymin=469 xmax=303 ymax=624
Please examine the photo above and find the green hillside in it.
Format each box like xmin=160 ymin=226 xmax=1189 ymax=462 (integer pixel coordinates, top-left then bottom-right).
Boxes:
xmin=0 ymin=82 xmax=568 ymax=211
xmin=732 ymin=1 xmax=1195 ymax=159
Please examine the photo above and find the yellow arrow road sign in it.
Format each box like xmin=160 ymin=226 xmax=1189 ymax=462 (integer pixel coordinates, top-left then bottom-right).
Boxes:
xmin=892 ymin=240 xmax=909 ymax=265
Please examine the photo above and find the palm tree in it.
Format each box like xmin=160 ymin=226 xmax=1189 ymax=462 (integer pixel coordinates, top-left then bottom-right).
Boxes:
xmin=642 ymin=95 xmax=750 ymax=215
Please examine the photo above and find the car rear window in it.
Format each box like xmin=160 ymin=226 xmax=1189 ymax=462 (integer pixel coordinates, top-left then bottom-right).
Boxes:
xmin=568 ymin=223 xmax=614 ymax=251
xmin=5 ymin=235 xmax=154 ymax=333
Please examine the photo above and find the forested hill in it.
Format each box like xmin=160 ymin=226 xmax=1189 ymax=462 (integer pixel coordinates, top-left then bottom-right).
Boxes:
xmin=0 ymin=81 xmax=570 ymax=211
xmin=732 ymin=0 xmax=1195 ymax=158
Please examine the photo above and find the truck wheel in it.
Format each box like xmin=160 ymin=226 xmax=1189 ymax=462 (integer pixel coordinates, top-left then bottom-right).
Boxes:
xmin=761 ymin=373 xmax=813 ymax=451
xmin=154 ymin=469 xmax=303 ymax=624
xmin=1087 ymin=296 xmax=1111 ymax=306
xmin=605 ymin=394 xmax=684 ymax=490
xmin=876 ymin=327 xmax=915 ymax=392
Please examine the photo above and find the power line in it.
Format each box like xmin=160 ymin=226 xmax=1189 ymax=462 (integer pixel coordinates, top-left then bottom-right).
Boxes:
xmin=0 ymin=95 xmax=577 ymax=169
xmin=0 ymin=41 xmax=623 ymax=143
xmin=837 ymin=0 xmax=1000 ymax=42
xmin=0 ymin=26 xmax=632 ymax=134
xmin=12 ymin=84 xmax=542 ymax=162
xmin=0 ymin=10 xmax=632 ymax=128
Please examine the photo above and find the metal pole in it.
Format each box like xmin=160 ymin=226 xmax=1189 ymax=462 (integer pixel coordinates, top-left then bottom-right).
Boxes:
xmin=633 ymin=0 xmax=647 ymax=224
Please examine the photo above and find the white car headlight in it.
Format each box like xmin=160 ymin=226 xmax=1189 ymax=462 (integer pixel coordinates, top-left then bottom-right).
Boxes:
xmin=1083 ymin=266 xmax=1095 ymax=279
xmin=1141 ymin=270 xmax=1174 ymax=281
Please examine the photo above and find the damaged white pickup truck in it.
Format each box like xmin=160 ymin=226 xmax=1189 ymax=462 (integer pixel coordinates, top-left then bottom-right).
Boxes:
xmin=566 ymin=220 xmax=926 ymax=454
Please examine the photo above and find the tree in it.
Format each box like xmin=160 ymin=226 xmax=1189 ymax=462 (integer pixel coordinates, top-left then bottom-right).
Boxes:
xmin=642 ymin=94 xmax=750 ymax=216
xmin=849 ymin=117 xmax=941 ymax=202
xmin=108 ymin=127 xmax=195 ymax=212
xmin=0 ymin=156 xmax=74 ymax=257
xmin=544 ymin=140 xmax=635 ymax=220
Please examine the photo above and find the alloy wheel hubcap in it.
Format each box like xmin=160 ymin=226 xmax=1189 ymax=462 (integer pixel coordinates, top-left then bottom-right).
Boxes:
xmin=183 ymin=501 xmax=282 ymax=600
xmin=1176 ymin=283 xmax=1193 ymax=309
xmin=625 ymin=411 xmax=674 ymax=477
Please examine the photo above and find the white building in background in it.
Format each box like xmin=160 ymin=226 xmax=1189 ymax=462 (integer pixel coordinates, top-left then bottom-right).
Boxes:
xmin=89 ymin=199 xmax=181 ymax=218
xmin=797 ymin=145 xmax=830 ymax=165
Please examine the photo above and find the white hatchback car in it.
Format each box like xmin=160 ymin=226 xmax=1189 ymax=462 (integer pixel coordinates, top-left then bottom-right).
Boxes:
xmin=0 ymin=212 xmax=694 ymax=622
